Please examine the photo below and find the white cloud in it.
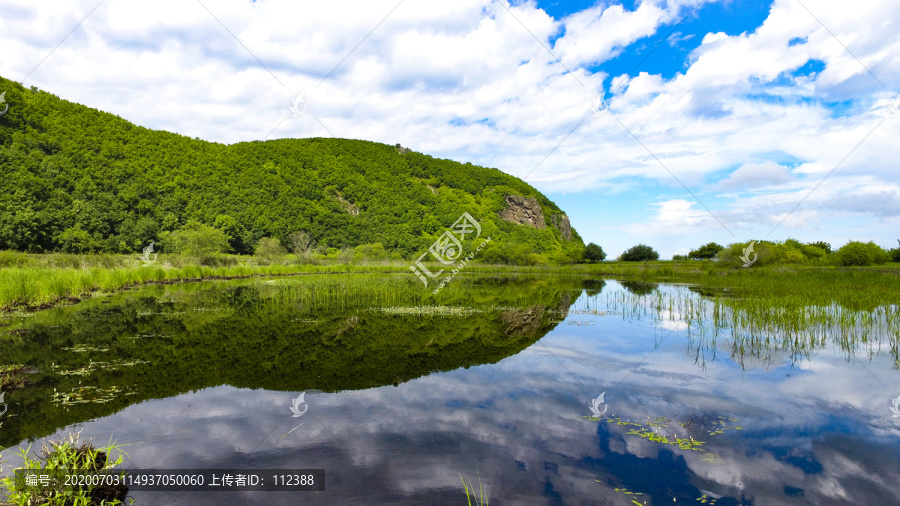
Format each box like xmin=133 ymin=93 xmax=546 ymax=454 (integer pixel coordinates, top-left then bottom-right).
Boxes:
xmin=1 ymin=0 xmax=899 ymax=253
xmin=714 ymin=161 xmax=793 ymax=191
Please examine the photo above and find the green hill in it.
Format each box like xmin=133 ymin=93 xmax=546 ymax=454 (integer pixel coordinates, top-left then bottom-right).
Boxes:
xmin=0 ymin=76 xmax=583 ymax=263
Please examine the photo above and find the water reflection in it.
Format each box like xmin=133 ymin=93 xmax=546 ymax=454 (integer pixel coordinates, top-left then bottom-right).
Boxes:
xmin=1 ymin=276 xmax=898 ymax=505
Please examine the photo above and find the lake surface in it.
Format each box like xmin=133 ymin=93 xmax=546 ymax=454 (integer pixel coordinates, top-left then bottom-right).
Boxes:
xmin=1 ymin=275 xmax=899 ymax=505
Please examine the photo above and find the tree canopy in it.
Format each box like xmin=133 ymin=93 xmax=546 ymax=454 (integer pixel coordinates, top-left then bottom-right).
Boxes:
xmin=0 ymin=77 xmax=582 ymax=260
xmin=620 ymin=244 xmax=659 ymax=262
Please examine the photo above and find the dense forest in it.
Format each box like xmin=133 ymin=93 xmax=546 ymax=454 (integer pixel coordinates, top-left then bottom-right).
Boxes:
xmin=0 ymin=76 xmax=583 ymax=262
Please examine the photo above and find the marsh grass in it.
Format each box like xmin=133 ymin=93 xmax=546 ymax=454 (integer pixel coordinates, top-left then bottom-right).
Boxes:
xmin=0 ymin=256 xmax=411 ymax=311
xmin=575 ymin=284 xmax=900 ymax=370
xmin=0 ymin=431 xmax=129 ymax=505
xmin=459 ymin=473 xmax=489 ymax=506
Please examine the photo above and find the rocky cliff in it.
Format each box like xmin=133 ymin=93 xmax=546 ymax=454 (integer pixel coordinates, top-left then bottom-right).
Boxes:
xmin=499 ymin=194 xmax=574 ymax=241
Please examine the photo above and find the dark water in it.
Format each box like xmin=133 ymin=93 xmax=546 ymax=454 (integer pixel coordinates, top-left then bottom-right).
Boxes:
xmin=1 ymin=275 xmax=899 ymax=505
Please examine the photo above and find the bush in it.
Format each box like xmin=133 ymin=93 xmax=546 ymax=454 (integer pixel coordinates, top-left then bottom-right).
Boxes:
xmin=550 ymin=241 xmax=585 ymax=264
xmin=287 ymin=231 xmax=316 ymax=255
xmin=833 ymin=241 xmax=889 ymax=266
xmin=255 ymin=237 xmax=287 ymax=258
xmin=718 ymin=240 xmax=817 ymax=266
xmin=672 ymin=254 xmax=688 ymax=261
xmin=161 ymin=220 xmax=231 ymax=263
xmin=353 ymin=243 xmax=389 ymax=261
xmin=688 ymin=242 xmax=724 ymax=260
xmin=806 ymin=241 xmax=832 ymax=254
xmin=620 ymin=244 xmax=659 ymax=262
xmin=583 ymin=242 xmax=606 ymax=263
xmin=891 ymin=240 xmax=900 ymax=263
xmin=481 ymin=242 xmax=540 ymax=265
xmin=801 ymin=244 xmax=828 ymax=260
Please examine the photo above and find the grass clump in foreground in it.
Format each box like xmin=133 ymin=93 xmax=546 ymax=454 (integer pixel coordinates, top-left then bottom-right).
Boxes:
xmin=0 ymin=431 xmax=129 ymax=505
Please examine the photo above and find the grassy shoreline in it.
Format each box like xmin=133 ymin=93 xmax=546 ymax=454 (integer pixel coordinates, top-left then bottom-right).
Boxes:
xmin=1 ymin=253 xmax=898 ymax=312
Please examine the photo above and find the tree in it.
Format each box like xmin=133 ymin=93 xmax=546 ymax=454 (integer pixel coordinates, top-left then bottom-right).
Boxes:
xmin=620 ymin=244 xmax=659 ymax=262
xmin=582 ymin=242 xmax=606 ymax=263
xmin=288 ymin=230 xmax=316 ymax=255
xmin=688 ymin=242 xmax=724 ymax=260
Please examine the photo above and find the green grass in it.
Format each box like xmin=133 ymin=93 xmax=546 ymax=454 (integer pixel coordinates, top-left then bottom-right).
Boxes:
xmin=0 ymin=253 xmax=415 ymax=310
xmin=573 ymin=280 xmax=900 ymax=370
xmin=0 ymin=431 xmax=129 ymax=505
xmin=459 ymin=473 xmax=489 ymax=506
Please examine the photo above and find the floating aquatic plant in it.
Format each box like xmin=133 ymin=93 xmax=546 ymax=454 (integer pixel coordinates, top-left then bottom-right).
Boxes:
xmin=52 ymin=359 xmax=150 ymax=376
xmin=51 ymin=385 xmax=136 ymax=407
xmin=61 ymin=345 xmax=110 ymax=353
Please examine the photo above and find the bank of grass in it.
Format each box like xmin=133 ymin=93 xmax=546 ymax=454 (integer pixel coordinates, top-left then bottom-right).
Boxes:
xmin=576 ymin=260 xmax=900 ymax=309
xmin=2 ymin=251 xmax=898 ymax=312
xmin=0 ymin=252 xmax=410 ymax=310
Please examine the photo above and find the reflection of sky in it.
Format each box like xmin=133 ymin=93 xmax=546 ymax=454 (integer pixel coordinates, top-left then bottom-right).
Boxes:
xmin=2 ymin=283 xmax=900 ymax=505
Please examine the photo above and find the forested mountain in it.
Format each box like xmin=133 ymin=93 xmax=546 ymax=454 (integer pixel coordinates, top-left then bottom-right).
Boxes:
xmin=0 ymin=76 xmax=582 ymax=262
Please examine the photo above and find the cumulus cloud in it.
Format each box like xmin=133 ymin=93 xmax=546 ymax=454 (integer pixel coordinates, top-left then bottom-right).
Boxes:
xmin=1 ymin=0 xmax=899 ymax=254
xmin=714 ymin=161 xmax=793 ymax=191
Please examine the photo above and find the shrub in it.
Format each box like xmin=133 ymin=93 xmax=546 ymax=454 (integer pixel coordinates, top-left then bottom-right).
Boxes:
xmin=688 ymin=242 xmax=724 ymax=260
xmin=620 ymin=244 xmax=659 ymax=262
xmin=353 ymin=243 xmax=389 ymax=261
xmin=891 ymin=240 xmax=900 ymax=263
xmin=833 ymin=241 xmax=889 ymax=266
xmin=161 ymin=221 xmax=230 ymax=262
xmin=583 ymin=242 xmax=606 ymax=263
xmin=801 ymin=244 xmax=828 ymax=260
xmin=287 ymin=231 xmax=316 ymax=255
xmin=481 ymin=242 xmax=539 ymax=265
xmin=255 ymin=237 xmax=287 ymax=258
xmin=806 ymin=241 xmax=832 ymax=254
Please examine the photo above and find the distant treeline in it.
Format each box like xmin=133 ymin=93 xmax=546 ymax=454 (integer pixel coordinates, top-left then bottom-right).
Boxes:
xmin=0 ymin=77 xmax=583 ymax=264
xmin=675 ymin=239 xmax=900 ymax=266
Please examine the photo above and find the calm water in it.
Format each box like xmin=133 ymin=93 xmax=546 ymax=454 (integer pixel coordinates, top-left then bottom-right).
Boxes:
xmin=1 ymin=275 xmax=899 ymax=505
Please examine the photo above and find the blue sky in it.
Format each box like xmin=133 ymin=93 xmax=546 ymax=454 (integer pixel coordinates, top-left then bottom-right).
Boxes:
xmin=2 ymin=0 xmax=899 ymax=258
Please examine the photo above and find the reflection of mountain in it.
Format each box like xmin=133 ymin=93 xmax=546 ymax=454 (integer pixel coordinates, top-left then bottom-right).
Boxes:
xmin=0 ymin=276 xmax=576 ymax=447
